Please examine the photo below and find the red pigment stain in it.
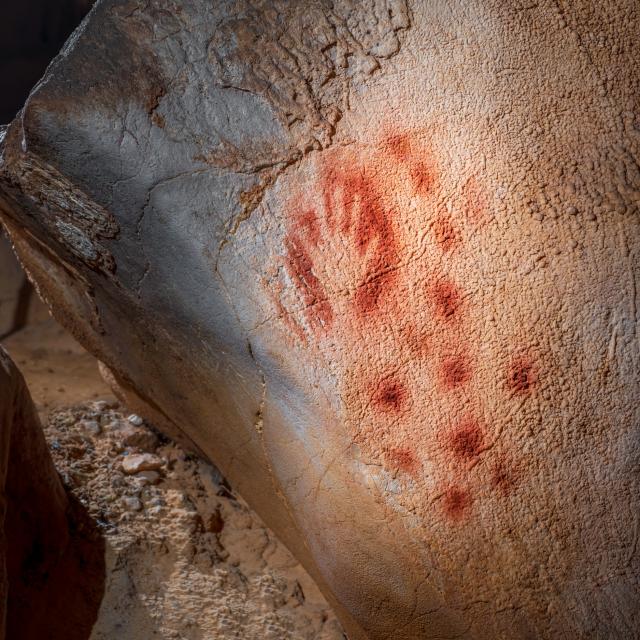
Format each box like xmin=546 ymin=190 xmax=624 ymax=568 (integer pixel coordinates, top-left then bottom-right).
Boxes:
xmin=321 ymin=165 xmax=395 ymax=258
xmin=354 ymin=271 xmax=396 ymax=315
xmin=371 ymin=377 xmax=407 ymax=413
xmin=506 ymin=357 xmax=538 ymax=394
xmin=381 ymin=133 xmax=436 ymax=196
xmin=442 ymin=486 xmax=473 ymax=521
xmin=432 ymin=215 xmax=458 ymax=251
xmin=385 ymin=447 xmax=420 ymax=476
xmin=286 ymin=130 xmax=447 ymax=331
xmin=284 ymin=235 xmax=333 ymax=331
xmin=321 ymin=161 xmax=399 ymax=317
xmin=447 ymin=415 xmax=485 ymax=462
xmin=439 ymin=353 xmax=472 ymax=390
xmin=296 ymin=209 xmax=321 ymax=247
xmin=462 ymin=176 xmax=488 ymax=224
xmin=429 ymin=280 xmax=462 ymax=320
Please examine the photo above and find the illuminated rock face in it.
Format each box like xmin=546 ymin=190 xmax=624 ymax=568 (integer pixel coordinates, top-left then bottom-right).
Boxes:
xmin=1 ymin=1 xmax=639 ymax=638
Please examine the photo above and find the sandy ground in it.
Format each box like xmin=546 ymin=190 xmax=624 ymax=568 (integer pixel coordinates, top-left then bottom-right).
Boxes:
xmin=3 ymin=315 xmax=344 ymax=640
xmin=3 ymin=313 xmax=114 ymax=411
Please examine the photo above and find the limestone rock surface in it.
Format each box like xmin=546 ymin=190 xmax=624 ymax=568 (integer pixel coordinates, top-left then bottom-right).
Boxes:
xmin=0 ymin=1 xmax=639 ymax=638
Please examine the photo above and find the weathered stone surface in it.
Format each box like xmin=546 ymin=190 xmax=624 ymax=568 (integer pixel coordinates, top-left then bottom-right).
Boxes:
xmin=0 ymin=346 xmax=105 ymax=639
xmin=0 ymin=1 xmax=639 ymax=638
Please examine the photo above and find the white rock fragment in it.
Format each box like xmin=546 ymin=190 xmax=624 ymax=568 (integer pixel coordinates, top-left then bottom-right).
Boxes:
xmin=127 ymin=414 xmax=144 ymax=426
xmin=121 ymin=453 xmax=163 ymax=475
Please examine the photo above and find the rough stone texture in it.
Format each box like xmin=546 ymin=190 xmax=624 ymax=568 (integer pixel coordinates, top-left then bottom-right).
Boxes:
xmin=0 ymin=346 xmax=104 ymax=639
xmin=5 ymin=313 xmax=343 ymax=638
xmin=44 ymin=400 xmax=344 ymax=640
xmin=0 ymin=1 xmax=639 ymax=638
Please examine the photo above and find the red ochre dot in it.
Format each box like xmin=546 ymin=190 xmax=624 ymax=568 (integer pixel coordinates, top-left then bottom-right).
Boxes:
xmin=442 ymin=486 xmax=472 ymax=521
xmin=439 ymin=354 xmax=472 ymax=390
xmin=372 ymin=378 xmax=407 ymax=413
xmin=354 ymin=270 xmax=396 ymax=316
xmin=448 ymin=416 xmax=485 ymax=462
xmin=381 ymin=133 xmax=436 ymax=196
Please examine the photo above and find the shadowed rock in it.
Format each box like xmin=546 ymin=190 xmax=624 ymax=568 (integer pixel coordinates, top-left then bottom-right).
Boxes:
xmin=0 ymin=347 xmax=105 ymax=640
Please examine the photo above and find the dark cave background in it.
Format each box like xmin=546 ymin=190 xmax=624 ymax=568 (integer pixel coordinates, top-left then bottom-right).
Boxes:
xmin=0 ymin=0 xmax=94 ymax=339
xmin=0 ymin=0 xmax=93 ymax=125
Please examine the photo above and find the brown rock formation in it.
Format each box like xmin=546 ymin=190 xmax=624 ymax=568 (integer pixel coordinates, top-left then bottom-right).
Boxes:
xmin=0 ymin=1 xmax=638 ymax=638
xmin=0 ymin=346 xmax=104 ymax=639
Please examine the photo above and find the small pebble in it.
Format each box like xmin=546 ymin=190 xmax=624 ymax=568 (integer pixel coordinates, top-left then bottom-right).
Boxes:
xmin=121 ymin=453 xmax=164 ymax=474
xmin=128 ymin=414 xmax=144 ymax=426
